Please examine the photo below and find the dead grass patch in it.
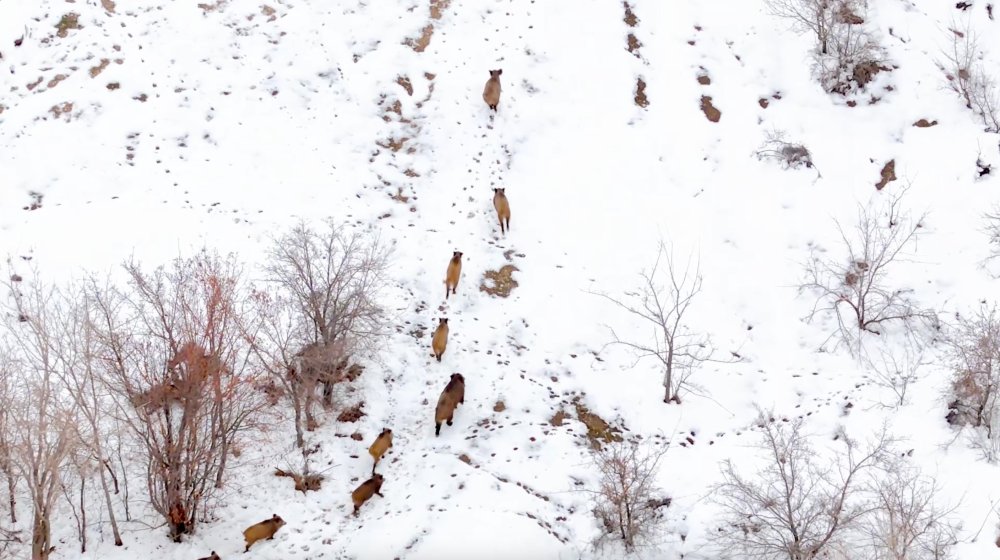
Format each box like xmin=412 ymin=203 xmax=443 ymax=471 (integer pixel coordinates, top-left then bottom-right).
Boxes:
xmin=397 ymin=75 xmax=413 ymax=96
xmin=262 ymin=5 xmax=276 ymax=21
xmin=390 ymin=187 xmax=410 ymax=203
xmin=408 ymin=25 xmax=434 ymax=52
xmin=101 ymin=0 xmax=116 ymax=12
xmin=479 ymin=265 xmax=519 ymax=298
xmin=47 ymin=74 xmax=67 ymax=88
xmin=700 ymin=95 xmax=721 ymax=122
xmin=337 ymin=402 xmax=366 ymax=423
xmin=197 ymin=0 xmax=227 ymax=13
xmin=697 ymin=72 xmax=711 ymax=86
xmin=493 ymin=400 xmax=506 ymax=413
xmin=574 ymin=399 xmax=623 ymax=449
xmin=56 ymin=13 xmax=81 ymax=38
xmin=274 ymin=468 xmax=324 ymax=493
xmin=377 ymin=137 xmax=410 ymax=152
xmin=627 ymin=34 xmax=642 ymax=57
xmin=27 ymin=76 xmax=43 ymax=91
xmin=89 ymin=58 xmax=110 ymax=78
xmin=550 ymin=410 xmax=570 ymax=426
xmin=876 ymin=159 xmax=896 ymax=190
xmin=49 ymin=102 xmax=73 ymax=119
xmin=430 ymin=0 xmax=451 ymax=19
xmin=913 ymin=118 xmax=938 ymax=127
xmin=623 ymin=1 xmax=638 ymax=27
xmin=634 ymin=78 xmax=648 ymax=108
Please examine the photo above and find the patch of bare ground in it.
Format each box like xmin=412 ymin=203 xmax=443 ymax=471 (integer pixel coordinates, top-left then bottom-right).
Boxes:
xmin=396 ymin=75 xmax=413 ymax=96
xmin=623 ymin=1 xmax=638 ymax=26
xmin=47 ymin=74 xmax=67 ymax=88
xmin=634 ymin=78 xmax=648 ymax=108
xmin=26 ymin=76 xmax=43 ymax=91
xmin=101 ymin=0 xmax=116 ymax=13
xmin=337 ymin=402 xmax=366 ymax=423
xmin=700 ymin=95 xmax=720 ymax=122
xmin=274 ymin=468 xmax=324 ymax=493
xmin=697 ymin=67 xmax=710 ymax=85
xmin=573 ymin=398 xmax=623 ymax=449
xmin=56 ymin=13 xmax=81 ymax=38
xmin=197 ymin=0 xmax=227 ymax=13
xmin=913 ymin=118 xmax=938 ymax=127
xmin=479 ymin=265 xmax=519 ymax=297
xmin=89 ymin=58 xmax=110 ymax=78
xmin=49 ymin=102 xmax=74 ymax=120
xmin=627 ymin=34 xmax=641 ymax=58
xmin=407 ymin=0 xmax=451 ymax=52
xmin=875 ymin=159 xmax=896 ymax=190
xmin=493 ymin=400 xmax=506 ymax=413
xmin=261 ymin=5 xmax=276 ymax=21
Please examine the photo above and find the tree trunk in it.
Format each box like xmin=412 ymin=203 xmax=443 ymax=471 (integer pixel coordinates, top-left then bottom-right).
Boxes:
xmin=97 ymin=456 xmax=123 ymax=545
xmin=2 ymin=462 xmax=15 ymax=523
xmin=79 ymin=477 xmax=87 ymax=553
xmin=292 ymin=388 xmax=305 ymax=448
xmin=31 ymin=508 xmax=51 ymax=560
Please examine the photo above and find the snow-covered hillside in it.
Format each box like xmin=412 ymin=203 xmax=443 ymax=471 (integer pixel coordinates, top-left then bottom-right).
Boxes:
xmin=2 ymin=0 xmax=1000 ymax=558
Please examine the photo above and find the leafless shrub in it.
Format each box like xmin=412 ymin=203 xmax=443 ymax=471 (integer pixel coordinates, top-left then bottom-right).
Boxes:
xmin=939 ymin=21 xmax=1000 ymax=133
xmin=89 ymin=251 xmax=265 ymax=542
xmin=864 ymin=342 xmax=928 ymax=408
xmin=944 ymin=304 xmax=1000 ymax=461
xmin=262 ymin=220 xmax=391 ymax=430
xmin=754 ymin=129 xmax=817 ymax=173
xmin=984 ymin=207 xmax=1000 ymax=272
xmin=589 ymin=441 xmax=669 ymax=552
xmin=713 ymin=411 xmax=894 ymax=559
xmin=766 ymin=0 xmax=887 ymax=95
xmin=860 ymin=460 xmax=960 ymax=559
xmin=1 ymin=271 xmax=76 ymax=560
xmin=589 ymin=241 xmax=734 ymax=404
xmin=800 ymin=187 xmax=935 ymax=356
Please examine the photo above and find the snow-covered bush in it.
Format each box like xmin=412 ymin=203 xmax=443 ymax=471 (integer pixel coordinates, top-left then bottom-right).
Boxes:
xmin=945 ymin=304 xmax=1000 ymax=461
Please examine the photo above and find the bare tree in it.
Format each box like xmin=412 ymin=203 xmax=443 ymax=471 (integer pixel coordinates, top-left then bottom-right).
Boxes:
xmin=89 ymin=251 xmax=265 ymax=542
xmin=262 ymin=220 xmax=390 ymax=425
xmin=945 ymin=303 xmax=1000 ymax=461
xmin=589 ymin=441 xmax=670 ymax=552
xmin=244 ymin=287 xmax=310 ymax=447
xmin=940 ymin=20 xmax=1000 ymax=133
xmin=800 ymin=187 xmax=934 ymax=356
xmin=590 ymin=241 xmax=729 ymax=404
xmin=764 ymin=0 xmax=845 ymax=55
xmin=50 ymin=284 xmax=123 ymax=546
xmin=713 ymin=411 xmax=893 ymax=559
xmin=860 ymin=460 xmax=960 ymax=560
xmin=2 ymin=271 xmax=75 ymax=560
xmin=864 ymin=342 xmax=928 ymax=408
xmin=984 ymin=206 xmax=1000 ymax=273
xmin=0 ymin=344 xmax=21 ymax=556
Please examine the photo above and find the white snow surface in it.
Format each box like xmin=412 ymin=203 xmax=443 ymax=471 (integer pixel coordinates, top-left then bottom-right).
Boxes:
xmin=1 ymin=0 xmax=1000 ymax=558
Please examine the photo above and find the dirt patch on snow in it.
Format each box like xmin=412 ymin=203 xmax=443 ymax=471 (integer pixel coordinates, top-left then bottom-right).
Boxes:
xmin=479 ymin=265 xmax=519 ymax=298
xmin=875 ymin=159 xmax=896 ymax=190
xmin=634 ymin=78 xmax=648 ymax=108
xmin=56 ymin=13 xmax=81 ymax=38
xmin=701 ymin=95 xmax=721 ymax=122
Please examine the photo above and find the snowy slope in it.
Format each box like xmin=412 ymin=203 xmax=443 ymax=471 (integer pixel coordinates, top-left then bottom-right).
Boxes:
xmin=2 ymin=0 xmax=1000 ymax=558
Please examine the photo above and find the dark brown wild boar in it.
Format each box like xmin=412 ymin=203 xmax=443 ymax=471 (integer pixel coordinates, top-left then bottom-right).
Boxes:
xmin=368 ymin=428 xmax=392 ymax=473
xmin=242 ymin=514 xmax=285 ymax=552
xmin=431 ymin=317 xmax=450 ymax=362
xmin=483 ymin=69 xmax=503 ymax=111
xmin=351 ymin=473 xmax=385 ymax=516
xmin=435 ymin=373 xmax=465 ymax=436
